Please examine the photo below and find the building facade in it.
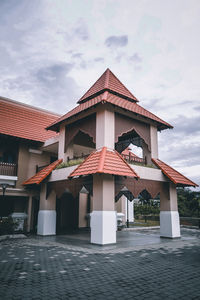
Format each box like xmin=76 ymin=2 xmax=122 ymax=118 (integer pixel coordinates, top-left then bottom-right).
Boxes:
xmin=0 ymin=69 xmax=197 ymax=244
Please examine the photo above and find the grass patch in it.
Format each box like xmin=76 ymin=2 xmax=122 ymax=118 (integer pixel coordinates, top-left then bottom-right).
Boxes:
xmin=133 ymin=219 xmax=160 ymax=227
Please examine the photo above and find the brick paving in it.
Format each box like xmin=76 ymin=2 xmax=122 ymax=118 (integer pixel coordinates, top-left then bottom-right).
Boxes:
xmin=0 ymin=228 xmax=199 ymax=299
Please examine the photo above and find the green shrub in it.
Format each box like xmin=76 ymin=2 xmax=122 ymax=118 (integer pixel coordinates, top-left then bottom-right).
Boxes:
xmin=0 ymin=217 xmax=17 ymax=235
xmin=56 ymin=158 xmax=84 ymax=169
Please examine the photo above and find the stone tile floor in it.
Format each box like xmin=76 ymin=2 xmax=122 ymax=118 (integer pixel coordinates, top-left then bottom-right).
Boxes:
xmin=0 ymin=228 xmax=199 ymax=299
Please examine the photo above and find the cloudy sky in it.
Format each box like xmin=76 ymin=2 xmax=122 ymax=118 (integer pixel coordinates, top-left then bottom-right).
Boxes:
xmin=0 ymin=0 xmax=199 ymax=188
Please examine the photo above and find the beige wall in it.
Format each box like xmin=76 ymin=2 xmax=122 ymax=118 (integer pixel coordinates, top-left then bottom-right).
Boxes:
xmin=16 ymin=144 xmax=51 ymax=188
xmin=93 ymin=174 xmax=115 ymax=211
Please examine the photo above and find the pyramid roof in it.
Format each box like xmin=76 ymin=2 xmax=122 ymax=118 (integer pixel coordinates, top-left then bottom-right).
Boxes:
xmin=47 ymin=91 xmax=172 ymax=132
xmin=69 ymin=147 xmax=139 ymax=179
xmin=78 ymin=68 xmax=138 ymax=103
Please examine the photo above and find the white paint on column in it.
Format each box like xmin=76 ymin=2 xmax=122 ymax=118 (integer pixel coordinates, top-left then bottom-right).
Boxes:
xmin=125 ymin=199 xmax=134 ymax=222
xmin=90 ymin=211 xmax=116 ymax=245
xmin=37 ymin=210 xmax=56 ymax=235
xmin=160 ymin=211 xmax=180 ymax=238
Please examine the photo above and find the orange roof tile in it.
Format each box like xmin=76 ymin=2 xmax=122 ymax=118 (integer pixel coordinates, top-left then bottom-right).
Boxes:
xmin=152 ymin=158 xmax=198 ymax=187
xmin=23 ymin=159 xmax=62 ymax=186
xmin=47 ymin=91 xmax=172 ymax=131
xmin=78 ymin=68 xmax=138 ymax=103
xmin=69 ymin=147 xmax=139 ymax=178
xmin=0 ymin=97 xmax=60 ymax=142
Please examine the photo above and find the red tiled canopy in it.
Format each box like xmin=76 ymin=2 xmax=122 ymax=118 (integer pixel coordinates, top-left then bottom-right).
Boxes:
xmin=78 ymin=68 xmax=138 ymax=103
xmin=152 ymin=158 xmax=198 ymax=187
xmin=47 ymin=91 xmax=172 ymax=132
xmin=23 ymin=159 xmax=62 ymax=186
xmin=0 ymin=97 xmax=60 ymax=142
xmin=69 ymin=147 xmax=139 ymax=178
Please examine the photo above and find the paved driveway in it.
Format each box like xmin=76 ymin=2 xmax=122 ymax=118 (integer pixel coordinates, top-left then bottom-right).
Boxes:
xmin=0 ymin=228 xmax=199 ymax=299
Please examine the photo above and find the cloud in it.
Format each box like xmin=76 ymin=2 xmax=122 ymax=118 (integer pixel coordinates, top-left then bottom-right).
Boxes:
xmin=129 ymin=53 xmax=142 ymax=63
xmin=105 ymin=35 xmax=128 ymax=48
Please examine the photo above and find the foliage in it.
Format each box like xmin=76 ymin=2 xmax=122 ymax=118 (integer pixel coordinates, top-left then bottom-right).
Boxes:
xmin=177 ymin=188 xmax=200 ymax=217
xmin=56 ymin=158 xmax=84 ymax=169
xmin=0 ymin=217 xmax=17 ymax=235
xmin=134 ymin=204 xmax=160 ymax=217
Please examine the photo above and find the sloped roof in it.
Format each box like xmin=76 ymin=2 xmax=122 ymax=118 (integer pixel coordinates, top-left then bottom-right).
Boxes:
xmin=47 ymin=91 xmax=172 ymax=131
xmin=69 ymin=147 xmax=139 ymax=178
xmin=23 ymin=159 xmax=62 ymax=186
xmin=152 ymin=158 xmax=198 ymax=187
xmin=78 ymin=68 xmax=138 ymax=103
xmin=0 ymin=97 xmax=60 ymax=142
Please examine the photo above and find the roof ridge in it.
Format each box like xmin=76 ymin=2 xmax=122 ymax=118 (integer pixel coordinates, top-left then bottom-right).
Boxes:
xmin=98 ymin=147 xmax=107 ymax=172
xmin=0 ymin=96 xmax=61 ymax=117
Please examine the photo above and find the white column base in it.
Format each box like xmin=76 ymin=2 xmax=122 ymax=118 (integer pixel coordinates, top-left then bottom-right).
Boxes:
xmin=160 ymin=211 xmax=181 ymax=238
xmin=90 ymin=211 xmax=117 ymax=245
xmin=37 ymin=210 xmax=56 ymax=236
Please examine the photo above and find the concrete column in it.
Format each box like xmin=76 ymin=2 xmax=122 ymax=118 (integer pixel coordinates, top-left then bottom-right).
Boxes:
xmin=58 ymin=124 xmax=74 ymax=161
xmin=91 ymin=174 xmax=116 ymax=244
xmin=160 ymin=183 xmax=180 ymax=238
xmin=37 ymin=183 xmax=57 ymax=235
xmin=150 ymin=125 xmax=158 ymax=158
xmin=96 ymin=108 xmax=115 ymax=149
xmin=27 ymin=195 xmax=32 ymax=232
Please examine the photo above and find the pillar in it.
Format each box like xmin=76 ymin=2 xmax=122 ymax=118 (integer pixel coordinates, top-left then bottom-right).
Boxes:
xmin=96 ymin=108 xmax=115 ymax=149
xmin=150 ymin=125 xmax=158 ymax=158
xmin=125 ymin=199 xmax=134 ymax=223
xmin=79 ymin=188 xmax=89 ymax=228
xmin=58 ymin=124 xmax=74 ymax=161
xmin=91 ymin=174 xmax=116 ymax=245
xmin=37 ymin=183 xmax=57 ymax=235
xmin=160 ymin=183 xmax=180 ymax=238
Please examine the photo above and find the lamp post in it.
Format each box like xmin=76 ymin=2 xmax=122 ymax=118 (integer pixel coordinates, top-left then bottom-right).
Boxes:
xmin=127 ymin=197 xmax=129 ymax=228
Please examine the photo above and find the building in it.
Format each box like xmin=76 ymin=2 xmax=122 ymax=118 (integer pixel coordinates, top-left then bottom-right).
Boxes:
xmin=0 ymin=69 xmax=198 ymax=244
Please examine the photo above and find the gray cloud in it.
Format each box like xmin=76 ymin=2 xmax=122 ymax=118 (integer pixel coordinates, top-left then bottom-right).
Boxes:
xmin=172 ymin=115 xmax=200 ymax=135
xmin=105 ymin=35 xmax=128 ymax=48
xmin=129 ymin=53 xmax=142 ymax=63
xmin=33 ymin=63 xmax=79 ymax=112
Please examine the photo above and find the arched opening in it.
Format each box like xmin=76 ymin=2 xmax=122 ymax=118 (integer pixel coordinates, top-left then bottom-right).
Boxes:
xmin=56 ymin=189 xmax=79 ymax=234
xmin=73 ymin=130 xmax=95 ymax=158
xmin=134 ymin=189 xmax=160 ymax=226
xmin=115 ymin=129 xmax=149 ymax=165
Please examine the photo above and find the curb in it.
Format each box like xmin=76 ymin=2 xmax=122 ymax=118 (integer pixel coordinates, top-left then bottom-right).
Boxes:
xmin=0 ymin=234 xmax=27 ymax=242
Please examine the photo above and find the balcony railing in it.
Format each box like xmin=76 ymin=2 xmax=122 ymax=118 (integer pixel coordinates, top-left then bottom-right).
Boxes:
xmin=121 ymin=154 xmax=146 ymax=165
xmin=0 ymin=162 xmax=17 ymax=176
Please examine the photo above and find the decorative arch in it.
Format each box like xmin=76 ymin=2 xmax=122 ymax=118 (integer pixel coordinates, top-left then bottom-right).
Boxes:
xmin=65 ymin=114 xmax=96 ymax=150
xmin=115 ymin=177 xmax=168 ymax=200
xmin=115 ymin=113 xmax=151 ymax=151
